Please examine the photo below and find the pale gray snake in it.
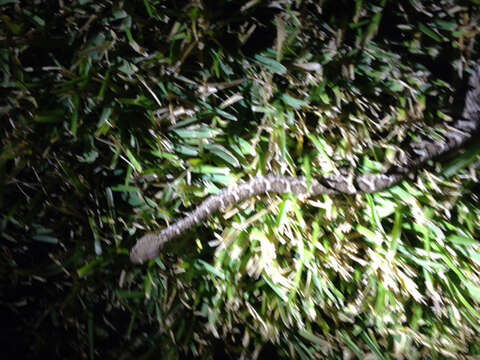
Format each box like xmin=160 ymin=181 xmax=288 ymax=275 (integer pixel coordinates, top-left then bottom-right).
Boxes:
xmin=130 ymin=65 xmax=480 ymax=264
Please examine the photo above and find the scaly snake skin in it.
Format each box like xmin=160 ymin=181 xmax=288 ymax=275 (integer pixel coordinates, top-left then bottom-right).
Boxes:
xmin=130 ymin=65 xmax=480 ymax=264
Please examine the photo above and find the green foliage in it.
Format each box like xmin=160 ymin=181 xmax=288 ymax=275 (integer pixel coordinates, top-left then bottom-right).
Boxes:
xmin=1 ymin=0 xmax=480 ymax=359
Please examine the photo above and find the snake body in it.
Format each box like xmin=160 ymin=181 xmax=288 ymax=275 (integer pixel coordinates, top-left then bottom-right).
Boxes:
xmin=130 ymin=66 xmax=480 ymax=264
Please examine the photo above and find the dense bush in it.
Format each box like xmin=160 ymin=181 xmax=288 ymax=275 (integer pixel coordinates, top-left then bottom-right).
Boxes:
xmin=1 ymin=1 xmax=480 ymax=358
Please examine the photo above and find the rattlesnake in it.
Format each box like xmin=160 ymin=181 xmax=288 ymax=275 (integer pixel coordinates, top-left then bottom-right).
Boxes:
xmin=130 ymin=65 xmax=480 ymax=264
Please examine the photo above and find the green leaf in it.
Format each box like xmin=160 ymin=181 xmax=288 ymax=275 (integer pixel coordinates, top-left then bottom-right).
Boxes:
xmin=197 ymin=259 xmax=225 ymax=280
xmin=34 ymin=109 xmax=66 ymax=123
xmin=466 ymin=281 xmax=480 ymax=302
xmin=32 ymin=235 xmax=58 ymax=244
xmin=357 ymin=225 xmax=381 ymax=245
xmin=262 ymin=275 xmax=288 ymax=302
xmin=173 ymin=126 xmax=219 ymax=139
xmin=204 ymin=144 xmax=240 ymax=167
xmin=419 ymin=23 xmax=442 ymax=42
xmin=447 ymin=234 xmax=477 ymax=246
xmin=126 ymin=149 xmax=143 ymax=172
xmin=298 ymin=329 xmax=324 ymax=346
xmin=71 ymin=95 xmax=79 ymax=136
xmin=254 ymin=55 xmax=287 ymax=75
xmin=443 ymin=142 xmax=480 ymax=177
xmin=175 ymin=144 xmax=199 ymax=156
xmin=192 ymin=165 xmax=230 ymax=175
xmin=360 ymin=331 xmax=387 ymax=360
xmin=77 ymin=258 xmax=103 ymax=278
xmin=111 ymin=185 xmax=140 ymax=192
xmin=390 ymin=207 xmax=402 ymax=253
xmin=339 ymin=331 xmax=363 ymax=358
xmin=282 ymin=94 xmax=309 ymax=109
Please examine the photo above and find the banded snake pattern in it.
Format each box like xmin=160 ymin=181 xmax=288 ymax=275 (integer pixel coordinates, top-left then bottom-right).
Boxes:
xmin=130 ymin=65 xmax=480 ymax=264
